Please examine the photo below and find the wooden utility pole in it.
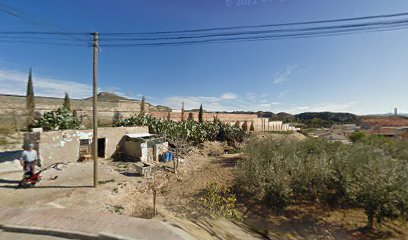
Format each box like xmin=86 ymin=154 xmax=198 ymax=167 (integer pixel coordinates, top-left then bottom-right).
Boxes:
xmin=92 ymin=32 xmax=99 ymax=188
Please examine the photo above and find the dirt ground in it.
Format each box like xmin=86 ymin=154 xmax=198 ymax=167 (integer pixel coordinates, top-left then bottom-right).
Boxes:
xmin=1 ymin=133 xmax=407 ymax=239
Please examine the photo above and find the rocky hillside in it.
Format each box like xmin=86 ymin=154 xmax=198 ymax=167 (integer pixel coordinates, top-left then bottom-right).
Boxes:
xmin=85 ymin=92 xmax=132 ymax=102
xmin=296 ymin=112 xmax=360 ymax=123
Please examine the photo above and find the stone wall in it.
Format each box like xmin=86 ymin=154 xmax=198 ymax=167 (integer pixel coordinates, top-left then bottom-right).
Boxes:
xmin=149 ymin=111 xmax=258 ymax=123
xmin=24 ymin=126 xmax=149 ymax=164
xmin=148 ymin=112 xmax=299 ymax=132
xmin=0 ymin=94 xmax=147 ymax=129
xmin=1 ymin=94 xmax=300 ymax=132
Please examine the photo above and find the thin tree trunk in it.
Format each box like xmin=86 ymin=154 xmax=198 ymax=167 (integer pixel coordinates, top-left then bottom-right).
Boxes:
xmin=367 ymin=210 xmax=375 ymax=230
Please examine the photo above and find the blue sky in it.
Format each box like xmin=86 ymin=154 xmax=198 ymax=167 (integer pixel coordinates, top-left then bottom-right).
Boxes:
xmin=0 ymin=0 xmax=408 ymax=114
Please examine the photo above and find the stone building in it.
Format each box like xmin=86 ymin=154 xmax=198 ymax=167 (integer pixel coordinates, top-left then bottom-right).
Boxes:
xmin=24 ymin=126 xmax=149 ymax=164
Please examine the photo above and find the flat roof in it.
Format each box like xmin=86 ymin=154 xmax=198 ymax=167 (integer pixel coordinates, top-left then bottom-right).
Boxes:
xmin=125 ymin=133 xmax=154 ymax=138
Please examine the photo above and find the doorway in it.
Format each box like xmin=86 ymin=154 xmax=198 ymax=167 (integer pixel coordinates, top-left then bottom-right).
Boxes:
xmin=98 ymin=138 xmax=106 ymax=158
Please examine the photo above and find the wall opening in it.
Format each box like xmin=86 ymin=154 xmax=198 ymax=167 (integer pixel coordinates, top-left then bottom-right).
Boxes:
xmin=78 ymin=139 xmax=92 ymax=161
xmin=98 ymin=138 xmax=106 ymax=158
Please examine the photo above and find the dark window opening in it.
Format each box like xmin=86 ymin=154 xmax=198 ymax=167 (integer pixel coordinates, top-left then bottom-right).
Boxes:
xmin=98 ymin=138 xmax=106 ymax=158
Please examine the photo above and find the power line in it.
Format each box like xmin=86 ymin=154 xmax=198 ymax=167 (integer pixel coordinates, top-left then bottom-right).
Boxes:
xmin=0 ymin=35 xmax=89 ymax=41
xmin=0 ymin=2 xmax=88 ymax=42
xmin=1 ymin=11 xmax=408 ymax=47
xmin=0 ymin=39 xmax=87 ymax=46
xmin=99 ymin=27 xmax=408 ymax=47
xmin=97 ymin=18 xmax=408 ymax=42
xmin=0 ymin=31 xmax=89 ymax=35
xmin=99 ymin=11 xmax=408 ymax=36
xmin=97 ymin=19 xmax=408 ymax=47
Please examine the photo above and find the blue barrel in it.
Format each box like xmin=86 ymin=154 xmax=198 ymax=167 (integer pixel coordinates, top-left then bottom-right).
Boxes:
xmin=168 ymin=152 xmax=173 ymax=161
xmin=161 ymin=152 xmax=169 ymax=162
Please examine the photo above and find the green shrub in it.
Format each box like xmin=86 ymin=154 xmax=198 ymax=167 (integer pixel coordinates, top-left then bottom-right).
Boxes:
xmin=336 ymin=145 xmax=408 ymax=229
xmin=200 ymin=182 xmax=242 ymax=220
xmin=114 ymin=115 xmax=246 ymax=144
xmin=236 ymin=136 xmax=408 ymax=228
xmin=349 ymin=131 xmax=366 ymax=142
xmin=35 ymin=107 xmax=82 ymax=131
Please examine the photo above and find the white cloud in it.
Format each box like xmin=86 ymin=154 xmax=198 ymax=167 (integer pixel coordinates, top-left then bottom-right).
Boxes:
xmin=220 ymin=92 xmax=238 ymax=100
xmin=162 ymin=93 xmax=240 ymax=111
xmin=281 ymin=101 xmax=358 ymax=114
xmin=0 ymin=68 xmax=359 ymax=114
xmin=0 ymin=68 xmax=92 ymax=99
xmin=273 ymin=65 xmax=298 ymax=85
xmin=161 ymin=92 xmax=284 ymax=112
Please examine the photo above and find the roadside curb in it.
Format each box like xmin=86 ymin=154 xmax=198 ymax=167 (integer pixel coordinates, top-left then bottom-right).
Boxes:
xmin=0 ymin=224 xmax=134 ymax=240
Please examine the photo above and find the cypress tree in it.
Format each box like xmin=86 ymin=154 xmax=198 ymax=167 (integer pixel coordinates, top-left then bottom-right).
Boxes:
xmin=198 ymin=104 xmax=204 ymax=123
xmin=234 ymin=121 xmax=241 ymax=128
xmin=139 ymin=95 xmax=146 ymax=116
xmin=181 ymin=102 xmax=185 ymax=121
xmin=242 ymin=121 xmax=248 ymax=131
xmin=250 ymin=121 xmax=255 ymax=131
xmin=26 ymin=68 xmax=35 ymax=129
xmin=188 ymin=112 xmax=194 ymax=121
xmin=63 ymin=92 xmax=71 ymax=110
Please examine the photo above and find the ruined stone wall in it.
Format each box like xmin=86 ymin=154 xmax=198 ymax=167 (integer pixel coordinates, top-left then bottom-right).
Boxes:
xmin=24 ymin=126 xmax=149 ymax=164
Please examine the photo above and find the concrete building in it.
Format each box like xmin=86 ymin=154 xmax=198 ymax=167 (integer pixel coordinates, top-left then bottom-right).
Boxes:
xmin=123 ymin=133 xmax=168 ymax=162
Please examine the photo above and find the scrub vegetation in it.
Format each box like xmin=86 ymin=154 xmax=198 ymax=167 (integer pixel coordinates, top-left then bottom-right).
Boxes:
xmin=113 ymin=115 xmax=246 ymax=144
xmin=236 ymin=136 xmax=408 ymax=229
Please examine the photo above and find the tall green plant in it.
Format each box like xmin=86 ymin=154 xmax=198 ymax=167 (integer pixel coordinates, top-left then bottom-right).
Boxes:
xmin=139 ymin=95 xmax=146 ymax=117
xmin=114 ymin=115 xmax=245 ymax=144
xmin=63 ymin=92 xmax=71 ymax=110
xmin=35 ymin=107 xmax=82 ymax=131
xmin=198 ymin=104 xmax=204 ymax=123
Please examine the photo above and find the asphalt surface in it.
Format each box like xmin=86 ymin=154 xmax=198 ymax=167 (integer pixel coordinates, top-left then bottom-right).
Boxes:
xmin=0 ymin=230 xmax=69 ymax=239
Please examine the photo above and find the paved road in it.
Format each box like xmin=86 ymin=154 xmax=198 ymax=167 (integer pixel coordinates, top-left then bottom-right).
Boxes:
xmin=0 ymin=230 xmax=69 ymax=240
xmin=0 ymin=207 xmax=194 ymax=240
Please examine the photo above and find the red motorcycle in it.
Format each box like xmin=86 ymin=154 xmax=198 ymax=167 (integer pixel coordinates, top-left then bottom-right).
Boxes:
xmin=18 ymin=162 xmax=65 ymax=188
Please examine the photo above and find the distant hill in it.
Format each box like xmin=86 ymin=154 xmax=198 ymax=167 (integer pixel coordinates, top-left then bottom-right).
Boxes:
xmin=256 ymin=112 xmax=296 ymax=122
xmin=295 ymin=112 xmax=359 ymax=123
xmin=85 ymin=92 xmax=134 ymax=102
xmin=150 ymin=105 xmax=172 ymax=112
